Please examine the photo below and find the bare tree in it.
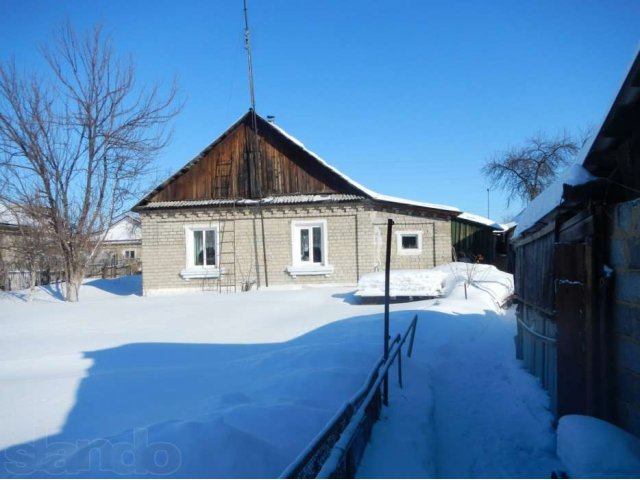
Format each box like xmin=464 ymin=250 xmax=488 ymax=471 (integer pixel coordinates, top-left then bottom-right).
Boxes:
xmin=1 ymin=203 xmax=60 ymax=300
xmin=0 ymin=23 xmax=179 ymax=301
xmin=482 ymin=130 xmax=588 ymax=206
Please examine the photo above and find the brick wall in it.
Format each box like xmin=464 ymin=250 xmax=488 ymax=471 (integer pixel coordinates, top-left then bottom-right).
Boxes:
xmin=140 ymin=202 xmax=452 ymax=295
xmin=609 ymin=198 xmax=640 ymax=435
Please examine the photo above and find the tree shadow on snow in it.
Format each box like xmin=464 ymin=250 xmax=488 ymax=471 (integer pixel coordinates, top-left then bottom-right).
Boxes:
xmin=0 ymin=308 xmax=499 ymax=479
xmin=39 ymin=283 xmax=66 ymax=301
xmin=84 ymin=275 xmax=142 ymax=297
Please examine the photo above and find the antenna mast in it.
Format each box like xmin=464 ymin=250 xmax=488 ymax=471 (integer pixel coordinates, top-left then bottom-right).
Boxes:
xmin=243 ymin=0 xmax=257 ymax=119
xmin=242 ymin=0 xmax=266 ymax=288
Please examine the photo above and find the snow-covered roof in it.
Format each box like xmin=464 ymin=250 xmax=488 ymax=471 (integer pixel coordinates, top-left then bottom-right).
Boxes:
xmin=0 ymin=202 xmax=30 ymax=227
xmin=513 ymin=164 xmax=596 ymax=238
xmin=268 ymin=121 xmax=461 ymax=213
xmin=136 ymin=112 xmax=460 ymax=215
xmin=103 ymin=214 xmax=142 ymax=244
xmin=514 ymin=49 xmax=640 ymax=239
xmin=0 ymin=204 xmax=17 ymax=226
xmin=456 ymin=212 xmax=504 ymax=230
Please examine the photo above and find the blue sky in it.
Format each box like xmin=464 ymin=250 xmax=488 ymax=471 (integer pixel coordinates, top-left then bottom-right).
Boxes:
xmin=1 ymin=1 xmax=638 ymax=221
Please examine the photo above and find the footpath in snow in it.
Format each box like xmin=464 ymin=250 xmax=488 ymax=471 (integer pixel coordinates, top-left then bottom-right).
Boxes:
xmin=357 ymin=264 xmax=562 ymax=478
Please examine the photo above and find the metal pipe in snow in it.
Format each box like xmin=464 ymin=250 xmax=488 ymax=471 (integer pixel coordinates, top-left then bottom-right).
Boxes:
xmin=383 ymin=218 xmax=394 ymax=406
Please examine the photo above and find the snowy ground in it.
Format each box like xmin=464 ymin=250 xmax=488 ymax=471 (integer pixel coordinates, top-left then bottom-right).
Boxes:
xmin=0 ymin=269 xmax=560 ymax=478
xmin=357 ymin=273 xmax=560 ymax=478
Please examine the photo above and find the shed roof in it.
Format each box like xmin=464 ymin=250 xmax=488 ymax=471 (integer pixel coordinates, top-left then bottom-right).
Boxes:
xmin=514 ymin=49 xmax=640 ymax=238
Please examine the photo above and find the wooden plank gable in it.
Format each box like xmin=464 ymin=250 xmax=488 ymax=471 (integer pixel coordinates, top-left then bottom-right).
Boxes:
xmin=146 ymin=112 xmax=364 ymax=204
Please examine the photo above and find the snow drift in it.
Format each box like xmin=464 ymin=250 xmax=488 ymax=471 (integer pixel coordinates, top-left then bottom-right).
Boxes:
xmin=557 ymin=415 xmax=640 ymax=478
xmin=355 ymin=269 xmax=456 ymax=298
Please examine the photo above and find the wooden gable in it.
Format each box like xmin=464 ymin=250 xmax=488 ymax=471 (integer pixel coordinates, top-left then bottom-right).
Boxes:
xmin=144 ymin=112 xmax=365 ymax=204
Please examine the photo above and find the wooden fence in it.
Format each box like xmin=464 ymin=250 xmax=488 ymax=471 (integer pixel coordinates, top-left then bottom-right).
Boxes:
xmin=280 ymin=315 xmax=418 ymax=479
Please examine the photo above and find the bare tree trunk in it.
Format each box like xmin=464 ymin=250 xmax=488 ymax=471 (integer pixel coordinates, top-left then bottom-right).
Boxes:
xmin=64 ymin=256 xmax=84 ymax=302
xmin=66 ymin=271 xmax=83 ymax=302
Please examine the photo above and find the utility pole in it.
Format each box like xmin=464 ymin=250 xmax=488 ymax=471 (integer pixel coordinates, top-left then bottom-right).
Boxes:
xmin=487 ymin=188 xmax=490 ymax=219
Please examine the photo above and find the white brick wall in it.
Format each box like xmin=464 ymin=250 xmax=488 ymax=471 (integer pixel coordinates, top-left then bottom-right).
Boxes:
xmin=140 ymin=202 xmax=452 ymax=294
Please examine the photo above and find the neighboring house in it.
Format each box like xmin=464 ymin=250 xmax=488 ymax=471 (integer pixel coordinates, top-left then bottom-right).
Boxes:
xmin=0 ymin=206 xmax=19 ymax=290
xmin=90 ymin=213 xmax=143 ymax=277
xmin=0 ymin=204 xmax=62 ymax=290
xmin=134 ymin=111 xmax=460 ymax=295
xmin=97 ymin=213 xmax=142 ymax=263
xmin=451 ymin=212 xmax=510 ymax=266
xmin=513 ymin=51 xmax=640 ymax=435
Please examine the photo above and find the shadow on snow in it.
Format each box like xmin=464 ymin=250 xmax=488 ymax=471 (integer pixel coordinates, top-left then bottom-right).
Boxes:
xmin=0 ymin=308 xmax=493 ymax=478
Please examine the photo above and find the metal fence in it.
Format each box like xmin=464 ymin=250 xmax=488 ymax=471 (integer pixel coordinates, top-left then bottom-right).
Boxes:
xmin=280 ymin=314 xmax=418 ymax=479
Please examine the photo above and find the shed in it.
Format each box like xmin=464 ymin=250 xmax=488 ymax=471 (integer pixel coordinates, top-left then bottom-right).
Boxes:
xmin=513 ymin=50 xmax=640 ymax=435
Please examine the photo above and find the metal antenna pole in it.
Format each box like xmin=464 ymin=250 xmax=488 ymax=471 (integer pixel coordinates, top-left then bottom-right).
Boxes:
xmin=487 ymin=188 xmax=490 ymax=218
xmin=243 ymin=0 xmax=263 ymax=287
xmin=243 ymin=0 xmax=256 ymax=115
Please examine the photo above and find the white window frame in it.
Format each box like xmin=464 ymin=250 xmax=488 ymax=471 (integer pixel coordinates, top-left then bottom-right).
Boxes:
xmin=123 ymin=249 xmax=135 ymax=259
xmin=396 ymin=231 xmax=423 ymax=256
xmin=180 ymin=224 xmax=220 ymax=280
xmin=287 ymin=219 xmax=334 ymax=277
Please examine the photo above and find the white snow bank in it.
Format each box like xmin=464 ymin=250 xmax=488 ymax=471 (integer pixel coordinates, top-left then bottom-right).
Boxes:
xmin=434 ymin=262 xmax=514 ymax=306
xmin=557 ymin=415 xmax=640 ymax=478
xmin=355 ymin=269 xmax=456 ymax=298
xmin=355 ymin=263 xmax=513 ymax=307
xmin=514 ymin=164 xmax=596 ymax=238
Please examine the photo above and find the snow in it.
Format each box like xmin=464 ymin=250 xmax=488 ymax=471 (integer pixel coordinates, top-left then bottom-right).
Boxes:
xmin=355 ymin=263 xmax=513 ymax=306
xmin=557 ymin=415 xmax=640 ymax=478
xmin=358 ymin=267 xmax=559 ymax=478
xmin=0 ymin=203 xmax=25 ymax=226
xmin=457 ymin=212 xmax=504 ymax=230
xmin=103 ymin=215 xmax=141 ymax=243
xmin=0 ymin=270 xmax=558 ymax=478
xmin=513 ymin=163 xmax=596 ymax=238
xmin=355 ymin=269 xmax=456 ymax=298
xmin=267 ymin=121 xmax=461 ymax=214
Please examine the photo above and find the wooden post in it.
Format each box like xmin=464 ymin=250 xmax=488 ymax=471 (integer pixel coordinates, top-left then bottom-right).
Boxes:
xmin=383 ymin=218 xmax=394 ymax=406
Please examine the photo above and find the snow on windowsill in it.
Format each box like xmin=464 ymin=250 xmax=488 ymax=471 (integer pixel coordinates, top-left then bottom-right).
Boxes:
xmin=180 ymin=268 xmax=221 ymax=280
xmin=286 ymin=264 xmax=334 ymax=277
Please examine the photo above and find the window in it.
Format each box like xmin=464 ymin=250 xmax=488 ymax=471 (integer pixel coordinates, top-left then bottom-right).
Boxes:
xmin=124 ymin=250 xmax=136 ymax=259
xmin=298 ymin=225 xmax=323 ymax=264
xmin=287 ymin=220 xmax=334 ymax=277
xmin=402 ymin=235 xmax=418 ymax=250
xmin=192 ymin=229 xmax=217 ymax=266
xmin=181 ymin=225 xmax=220 ymax=279
xmin=397 ymin=231 xmax=423 ymax=256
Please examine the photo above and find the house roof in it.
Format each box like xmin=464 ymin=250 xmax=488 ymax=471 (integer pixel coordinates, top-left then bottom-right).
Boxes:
xmin=102 ymin=214 xmax=142 ymax=244
xmin=514 ymin=49 xmax=640 ymax=239
xmin=142 ymin=194 xmax=365 ymax=210
xmin=135 ymin=111 xmax=460 ymax=216
xmin=456 ymin=212 xmax=505 ymax=231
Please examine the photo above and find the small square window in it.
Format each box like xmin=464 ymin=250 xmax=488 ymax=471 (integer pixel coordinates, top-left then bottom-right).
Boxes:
xmin=397 ymin=231 xmax=423 ymax=256
xmin=401 ymin=235 xmax=419 ymax=249
xmin=124 ymin=250 xmax=135 ymax=259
